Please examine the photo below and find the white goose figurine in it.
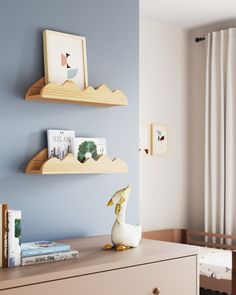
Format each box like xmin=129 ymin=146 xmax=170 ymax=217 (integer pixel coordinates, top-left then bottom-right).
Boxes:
xmin=104 ymin=185 xmax=142 ymax=251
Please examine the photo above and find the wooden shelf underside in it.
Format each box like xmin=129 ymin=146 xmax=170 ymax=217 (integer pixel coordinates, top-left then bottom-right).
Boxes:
xmin=25 ymin=149 xmax=128 ymax=174
xmin=25 ymin=78 xmax=128 ymax=107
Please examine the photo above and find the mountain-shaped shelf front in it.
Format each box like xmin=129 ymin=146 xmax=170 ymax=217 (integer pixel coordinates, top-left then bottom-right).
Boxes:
xmin=25 ymin=149 xmax=128 ymax=174
xmin=25 ymin=78 xmax=128 ymax=107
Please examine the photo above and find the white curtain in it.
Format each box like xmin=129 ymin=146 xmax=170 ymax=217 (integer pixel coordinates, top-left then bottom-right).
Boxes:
xmin=205 ymin=28 xmax=236 ymax=236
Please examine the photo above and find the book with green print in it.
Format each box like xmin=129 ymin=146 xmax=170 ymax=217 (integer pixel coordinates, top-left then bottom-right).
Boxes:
xmin=73 ymin=138 xmax=107 ymax=163
xmin=8 ymin=210 xmax=21 ymax=267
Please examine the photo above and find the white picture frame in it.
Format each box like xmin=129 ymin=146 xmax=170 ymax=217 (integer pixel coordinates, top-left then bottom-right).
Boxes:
xmin=151 ymin=124 xmax=168 ymax=156
xmin=43 ymin=30 xmax=88 ymax=89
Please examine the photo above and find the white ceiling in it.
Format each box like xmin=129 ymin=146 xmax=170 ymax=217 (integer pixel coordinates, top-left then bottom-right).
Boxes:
xmin=140 ymin=0 xmax=236 ymax=29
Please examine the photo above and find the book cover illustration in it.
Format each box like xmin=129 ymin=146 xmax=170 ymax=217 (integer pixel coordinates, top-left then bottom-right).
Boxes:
xmin=22 ymin=250 xmax=79 ymax=265
xmin=8 ymin=210 xmax=21 ymax=267
xmin=21 ymin=241 xmax=71 ymax=257
xmin=47 ymin=129 xmax=75 ymax=160
xmin=74 ymin=137 xmax=107 ymax=163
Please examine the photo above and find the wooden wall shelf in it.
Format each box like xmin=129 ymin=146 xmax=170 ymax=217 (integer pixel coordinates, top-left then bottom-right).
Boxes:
xmin=25 ymin=78 xmax=128 ymax=107
xmin=25 ymin=149 xmax=128 ymax=174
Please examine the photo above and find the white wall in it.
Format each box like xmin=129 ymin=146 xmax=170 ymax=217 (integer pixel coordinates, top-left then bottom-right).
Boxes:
xmin=140 ymin=19 xmax=190 ymax=231
xmin=189 ymin=20 xmax=236 ymax=230
xmin=140 ymin=18 xmax=236 ymax=232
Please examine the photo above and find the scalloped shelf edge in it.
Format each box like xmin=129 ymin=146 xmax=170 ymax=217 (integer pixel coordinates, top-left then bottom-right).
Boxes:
xmin=25 ymin=78 xmax=128 ymax=107
xmin=25 ymin=148 xmax=128 ymax=174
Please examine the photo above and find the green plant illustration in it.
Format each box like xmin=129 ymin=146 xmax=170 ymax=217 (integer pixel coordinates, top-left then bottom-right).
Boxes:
xmin=15 ymin=219 xmax=21 ymax=244
xmin=78 ymin=141 xmax=98 ymax=162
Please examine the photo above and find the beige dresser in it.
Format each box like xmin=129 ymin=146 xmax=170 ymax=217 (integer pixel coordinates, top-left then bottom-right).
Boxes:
xmin=0 ymin=236 xmax=199 ymax=295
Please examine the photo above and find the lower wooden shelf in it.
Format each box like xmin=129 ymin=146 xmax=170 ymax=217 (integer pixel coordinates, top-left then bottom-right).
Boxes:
xmin=25 ymin=149 xmax=128 ymax=174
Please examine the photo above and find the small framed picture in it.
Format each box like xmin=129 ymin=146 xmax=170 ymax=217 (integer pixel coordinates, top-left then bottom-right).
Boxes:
xmin=43 ymin=30 xmax=88 ymax=89
xmin=151 ymin=124 xmax=168 ymax=156
xmin=139 ymin=123 xmax=151 ymax=155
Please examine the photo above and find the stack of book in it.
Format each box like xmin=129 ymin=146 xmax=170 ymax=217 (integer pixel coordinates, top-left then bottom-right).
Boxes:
xmin=1 ymin=203 xmax=79 ymax=267
xmin=21 ymin=241 xmax=79 ymax=266
xmin=0 ymin=203 xmax=22 ymax=268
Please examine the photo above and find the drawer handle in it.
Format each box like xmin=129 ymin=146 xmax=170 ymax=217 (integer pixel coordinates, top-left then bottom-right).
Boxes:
xmin=153 ymin=288 xmax=161 ymax=295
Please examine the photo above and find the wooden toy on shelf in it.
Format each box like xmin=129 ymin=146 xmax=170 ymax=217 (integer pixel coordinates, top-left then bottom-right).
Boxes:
xmin=25 ymin=149 xmax=128 ymax=175
xmin=25 ymin=78 xmax=128 ymax=107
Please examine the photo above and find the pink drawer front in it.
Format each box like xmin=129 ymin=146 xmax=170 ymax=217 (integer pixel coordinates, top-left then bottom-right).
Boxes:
xmin=1 ymin=255 xmax=198 ymax=295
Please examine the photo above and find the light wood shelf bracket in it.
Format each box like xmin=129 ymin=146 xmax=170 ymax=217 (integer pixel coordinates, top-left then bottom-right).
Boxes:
xmin=25 ymin=148 xmax=128 ymax=174
xmin=25 ymin=78 xmax=128 ymax=107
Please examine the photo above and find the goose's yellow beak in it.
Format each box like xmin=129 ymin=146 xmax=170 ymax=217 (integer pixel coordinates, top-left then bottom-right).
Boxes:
xmin=107 ymin=199 xmax=114 ymax=206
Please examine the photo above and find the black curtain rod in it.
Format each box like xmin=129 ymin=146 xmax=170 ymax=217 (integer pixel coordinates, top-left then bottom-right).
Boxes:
xmin=195 ymin=37 xmax=205 ymax=43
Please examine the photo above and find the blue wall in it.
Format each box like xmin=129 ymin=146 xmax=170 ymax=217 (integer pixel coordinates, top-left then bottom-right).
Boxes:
xmin=0 ymin=0 xmax=139 ymax=242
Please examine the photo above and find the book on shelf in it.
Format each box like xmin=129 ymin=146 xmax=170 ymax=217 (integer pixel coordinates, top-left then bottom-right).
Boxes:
xmin=21 ymin=249 xmax=79 ymax=266
xmin=21 ymin=241 xmax=71 ymax=257
xmin=0 ymin=204 xmax=8 ymax=268
xmin=47 ymin=129 xmax=75 ymax=160
xmin=74 ymin=137 xmax=107 ymax=163
xmin=8 ymin=210 xmax=21 ymax=267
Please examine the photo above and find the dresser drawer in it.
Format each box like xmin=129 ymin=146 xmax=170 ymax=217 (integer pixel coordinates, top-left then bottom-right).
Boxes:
xmin=2 ymin=255 xmax=197 ymax=295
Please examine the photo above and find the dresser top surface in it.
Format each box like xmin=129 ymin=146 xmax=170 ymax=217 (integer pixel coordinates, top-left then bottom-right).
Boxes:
xmin=0 ymin=235 xmax=198 ymax=290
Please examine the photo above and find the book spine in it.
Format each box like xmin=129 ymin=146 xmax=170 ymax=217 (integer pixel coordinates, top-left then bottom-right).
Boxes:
xmin=22 ymin=244 xmax=71 ymax=257
xmin=47 ymin=130 xmax=51 ymax=159
xmin=0 ymin=205 xmax=2 ymax=268
xmin=8 ymin=210 xmax=21 ymax=267
xmin=21 ymin=250 xmax=79 ymax=266
xmin=2 ymin=204 xmax=8 ymax=268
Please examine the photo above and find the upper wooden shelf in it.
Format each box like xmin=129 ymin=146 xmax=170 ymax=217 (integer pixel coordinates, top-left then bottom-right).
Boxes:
xmin=25 ymin=148 xmax=128 ymax=175
xmin=25 ymin=78 xmax=128 ymax=107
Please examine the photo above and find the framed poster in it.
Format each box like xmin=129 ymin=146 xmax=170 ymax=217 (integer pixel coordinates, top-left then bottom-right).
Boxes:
xmin=43 ymin=30 xmax=88 ymax=89
xmin=151 ymin=124 xmax=168 ymax=156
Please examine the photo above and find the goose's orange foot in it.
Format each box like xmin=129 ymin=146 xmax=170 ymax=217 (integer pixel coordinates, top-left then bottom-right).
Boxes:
xmin=115 ymin=245 xmax=130 ymax=251
xmin=103 ymin=244 xmax=114 ymax=250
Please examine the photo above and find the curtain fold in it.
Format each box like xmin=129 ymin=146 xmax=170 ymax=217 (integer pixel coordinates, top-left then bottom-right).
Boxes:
xmin=205 ymin=28 xmax=236 ymax=236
